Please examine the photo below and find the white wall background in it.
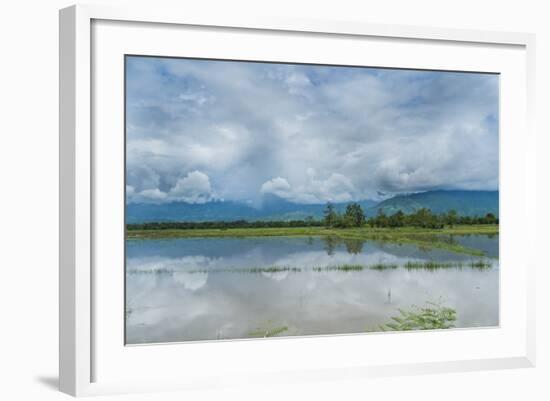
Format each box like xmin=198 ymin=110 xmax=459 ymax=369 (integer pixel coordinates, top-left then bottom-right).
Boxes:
xmin=0 ymin=0 xmax=547 ymax=399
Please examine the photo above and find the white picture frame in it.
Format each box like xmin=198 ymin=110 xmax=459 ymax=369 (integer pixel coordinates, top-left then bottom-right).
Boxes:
xmin=59 ymin=3 xmax=536 ymax=397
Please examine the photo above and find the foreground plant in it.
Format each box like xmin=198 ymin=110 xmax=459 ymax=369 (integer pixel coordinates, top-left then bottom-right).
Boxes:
xmin=248 ymin=325 xmax=289 ymax=338
xmin=381 ymin=301 xmax=457 ymax=331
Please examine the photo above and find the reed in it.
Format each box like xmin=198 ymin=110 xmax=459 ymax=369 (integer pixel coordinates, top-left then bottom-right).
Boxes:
xmin=126 ymin=259 xmax=493 ymax=275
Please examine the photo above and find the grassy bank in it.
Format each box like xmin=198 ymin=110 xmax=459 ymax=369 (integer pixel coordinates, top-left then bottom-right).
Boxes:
xmin=127 ymin=224 xmax=498 ymax=256
xmin=126 ymin=224 xmax=498 ymax=238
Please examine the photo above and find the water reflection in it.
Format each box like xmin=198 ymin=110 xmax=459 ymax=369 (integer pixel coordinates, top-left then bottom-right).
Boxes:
xmin=125 ymin=235 xmax=499 ymax=344
xmin=321 ymin=236 xmax=364 ymax=255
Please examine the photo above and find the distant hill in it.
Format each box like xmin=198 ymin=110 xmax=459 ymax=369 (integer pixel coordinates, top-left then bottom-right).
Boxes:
xmin=367 ymin=190 xmax=498 ymax=217
xmin=126 ymin=194 xmax=377 ymax=223
xmin=258 ymin=194 xmax=377 ymax=221
xmin=126 ymin=190 xmax=498 ymax=223
xmin=126 ymin=200 xmax=258 ymax=223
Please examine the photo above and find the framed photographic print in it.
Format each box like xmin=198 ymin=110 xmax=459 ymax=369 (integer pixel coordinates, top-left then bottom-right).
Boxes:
xmin=60 ymin=4 xmax=536 ymax=397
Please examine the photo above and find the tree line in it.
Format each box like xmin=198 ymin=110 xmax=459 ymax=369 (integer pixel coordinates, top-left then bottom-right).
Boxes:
xmin=126 ymin=218 xmax=324 ymax=231
xmin=323 ymin=202 xmax=498 ymax=229
xmin=323 ymin=202 xmax=366 ymax=228
xmin=368 ymin=208 xmax=498 ymax=228
xmin=126 ymin=204 xmax=498 ymax=231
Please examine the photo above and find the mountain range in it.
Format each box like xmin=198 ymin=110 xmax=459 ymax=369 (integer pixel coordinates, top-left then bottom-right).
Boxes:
xmin=126 ymin=190 xmax=498 ymax=223
xmin=371 ymin=190 xmax=498 ymax=216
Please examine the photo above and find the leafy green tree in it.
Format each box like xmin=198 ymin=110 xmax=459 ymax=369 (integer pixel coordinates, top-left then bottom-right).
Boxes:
xmin=374 ymin=209 xmax=388 ymax=228
xmin=415 ymin=208 xmax=430 ymax=227
xmin=411 ymin=208 xmax=442 ymax=228
xmin=445 ymin=209 xmax=458 ymax=228
xmin=483 ymin=213 xmax=497 ymax=224
xmin=388 ymin=210 xmax=405 ymax=227
xmin=340 ymin=213 xmax=355 ymax=228
xmin=323 ymin=202 xmax=338 ymax=227
xmin=344 ymin=202 xmax=366 ymax=227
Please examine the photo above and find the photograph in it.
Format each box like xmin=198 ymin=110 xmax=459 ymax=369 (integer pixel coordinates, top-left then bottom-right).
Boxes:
xmin=124 ymin=55 xmax=499 ymax=344
xmin=1 ymin=0 xmax=544 ymax=399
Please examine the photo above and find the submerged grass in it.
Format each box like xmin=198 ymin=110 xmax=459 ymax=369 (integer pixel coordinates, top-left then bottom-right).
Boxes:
xmin=402 ymin=259 xmax=491 ymax=271
xmin=370 ymin=263 xmax=399 ymax=271
xmin=313 ymin=263 xmax=398 ymax=272
xmin=127 ymin=266 xmax=302 ymax=275
xmin=322 ymin=264 xmax=364 ymax=272
xmin=127 ymin=259 xmax=493 ymax=275
xmin=127 ymin=267 xmax=174 ymax=275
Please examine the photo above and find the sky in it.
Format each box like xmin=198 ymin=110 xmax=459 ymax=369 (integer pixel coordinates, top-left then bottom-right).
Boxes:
xmin=125 ymin=56 xmax=499 ymax=205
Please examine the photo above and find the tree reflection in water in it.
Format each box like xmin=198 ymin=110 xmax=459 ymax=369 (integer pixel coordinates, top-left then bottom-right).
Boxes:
xmin=321 ymin=236 xmax=364 ymax=255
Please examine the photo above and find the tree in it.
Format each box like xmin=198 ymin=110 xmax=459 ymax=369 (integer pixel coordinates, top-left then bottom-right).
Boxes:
xmin=375 ymin=209 xmax=388 ymax=228
xmin=445 ymin=209 xmax=458 ymax=228
xmin=323 ymin=202 xmax=338 ymax=227
xmin=388 ymin=210 xmax=405 ymax=227
xmin=344 ymin=202 xmax=366 ymax=227
xmin=413 ymin=207 xmax=441 ymax=228
xmin=367 ymin=216 xmax=376 ymax=228
xmin=483 ymin=213 xmax=497 ymax=224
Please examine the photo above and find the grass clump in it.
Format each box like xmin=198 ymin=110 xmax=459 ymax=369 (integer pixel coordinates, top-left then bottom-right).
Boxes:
xmin=249 ymin=326 xmax=289 ymax=338
xmin=381 ymin=301 xmax=457 ymax=331
xmin=333 ymin=264 xmax=364 ymax=272
xmin=370 ymin=263 xmax=399 ymax=271
xmin=248 ymin=266 xmax=301 ymax=274
xmin=312 ymin=264 xmax=370 ymax=272
xmin=404 ymin=261 xmax=456 ymax=270
xmin=469 ymin=260 xmax=492 ymax=269
xmin=403 ymin=259 xmax=491 ymax=271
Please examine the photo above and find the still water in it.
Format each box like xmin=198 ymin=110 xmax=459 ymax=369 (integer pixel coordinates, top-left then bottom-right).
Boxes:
xmin=125 ymin=236 xmax=499 ymax=344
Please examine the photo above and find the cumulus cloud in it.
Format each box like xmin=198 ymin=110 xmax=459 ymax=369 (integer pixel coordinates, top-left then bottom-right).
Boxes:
xmin=169 ymin=171 xmax=213 ymax=203
xmin=260 ymin=177 xmax=292 ymax=198
xmin=126 ymin=56 xmax=499 ymax=204
xmin=127 ymin=170 xmax=215 ymax=204
xmin=261 ymin=172 xmax=356 ymax=204
xmin=139 ymin=188 xmax=168 ymax=201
